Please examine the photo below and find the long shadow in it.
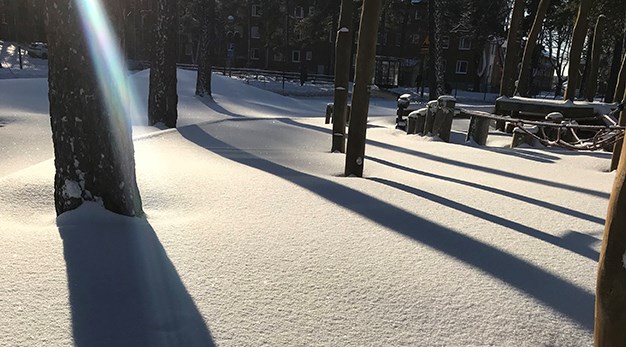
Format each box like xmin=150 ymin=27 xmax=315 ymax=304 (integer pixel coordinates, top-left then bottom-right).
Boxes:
xmin=58 ymin=211 xmax=215 ymax=347
xmin=178 ymin=124 xmax=594 ymax=331
xmin=195 ymin=95 xmax=246 ymax=118
xmin=368 ymin=176 xmax=599 ymax=261
xmin=366 ymin=156 xmax=605 ymax=225
xmin=275 ymin=118 xmax=610 ymax=199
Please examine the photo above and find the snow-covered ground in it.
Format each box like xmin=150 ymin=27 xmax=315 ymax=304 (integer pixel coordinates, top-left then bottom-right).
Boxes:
xmin=0 ymin=67 xmax=614 ymax=346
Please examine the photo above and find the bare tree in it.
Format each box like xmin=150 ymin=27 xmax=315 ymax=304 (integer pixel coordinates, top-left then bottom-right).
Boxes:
xmin=345 ymin=0 xmax=383 ymax=177
xmin=331 ymin=0 xmax=353 ymax=153
xmin=584 ymin=15 xmax=606 ymax=101
xmin=564 ymin=0 xmax=592 ymax=100
xmin=148 ymin=0 xmax=178 ymax=127
xmin=500 ymin=0 xmax=525 ymax=97
xmin=516 ymin=0 xmax=550 ymax=97
xmin=46 ymin=0 xmax=143 ymax=216
xmin=196 ymin=0 xmax=217 ymax=97
xmin=595 ymin=87 xmax=626 ymax=345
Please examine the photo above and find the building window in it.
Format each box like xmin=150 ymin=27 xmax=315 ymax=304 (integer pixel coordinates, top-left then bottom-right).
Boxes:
xmin=251 ymin=26 xmax=260 ymax=39
xmin=456 ymin=60 xmax=468 ymax=74
xmin=252 ymin=4 xmax=261 ymax=17
xmin=296 ymin=30 xmax=302 ymax=40
xmin=459 ymin=37 xmax=471 ymax=50
xmin=251 ymin=48 xmax=260 ymax=60
xmin=293 ymin=6 xmax=304 ymax=18
xmin=274 ymin=52 xmax=283 ymax=62
xmin=292 ymin=50 xmax=301 ymax=62
xmin=308 ymin=6 xmax=315 ymax=16
xmin=306 ymin=51 xmax=313 ymax=61
xmin=442 ymin=36 xmax=450 ymax=49
xmin=411 ymin=34 xmax=419 ymax=45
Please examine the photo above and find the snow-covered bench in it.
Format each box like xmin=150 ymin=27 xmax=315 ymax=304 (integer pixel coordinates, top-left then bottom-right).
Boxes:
xmin=495 ymin=96 xmax=595 ymax=120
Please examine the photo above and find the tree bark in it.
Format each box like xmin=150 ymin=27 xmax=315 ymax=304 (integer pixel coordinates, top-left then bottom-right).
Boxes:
xmin=584 ymin=15 xmax=606 ymax=102
xmin=46 ymin=0 xmax=143 ymax=216
xmin=427 ymin=0 xmax=437 ymax=100
xmin=195 ymin=0 xmax=217 ymax=97
xmin=344 ymin=0 xmax=383 ymax=177
xmin=595 ymin=87 xmax=626 ymax=346
xmin=331 ymin=0 xmax=353 ymax=153
xmin=564 ymin=0 xmax=592 ymax=101
xmin=500 ymin=0 xmax=525 ymax=97
xmin=615 ymin=53 xmax=626 ymax=104
xmin=605 ymin=34 xmax=624 ymax=103
xmin=148 ymin=0 xmax=178 ymax=128
xmin=516 ymin=0 xmax=550 ymax=97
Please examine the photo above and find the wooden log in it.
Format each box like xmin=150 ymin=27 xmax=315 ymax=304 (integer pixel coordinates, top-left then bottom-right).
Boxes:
xmin=511 ymin=126 xmax=538 ymax=148
xmin=466 ymin=115 xmax=491 ymax=145
xmin=407 ymin=108 xmax=428 ymax=135
xmin=407 ymin=114 xmax=418 ymax=134
xmin=436 ymin=95 xmax=456 ymax=142
xmin=424 ymin=100 xmax=438 ymax=134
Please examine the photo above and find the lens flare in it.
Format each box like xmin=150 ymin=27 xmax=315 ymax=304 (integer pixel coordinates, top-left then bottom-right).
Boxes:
xmin=76 ymin=0 xmax=145 ymax=127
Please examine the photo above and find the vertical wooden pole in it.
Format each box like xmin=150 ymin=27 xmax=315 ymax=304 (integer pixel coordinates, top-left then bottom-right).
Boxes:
xmin=499 ymin=0 xmax=525 ymax=97
xmin=516 ymin=0 xmax=550 ymax=97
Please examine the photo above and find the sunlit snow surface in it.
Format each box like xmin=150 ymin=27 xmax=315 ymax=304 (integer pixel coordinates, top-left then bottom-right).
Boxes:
xmin=0 ymin=69 xmax=616 ymax=346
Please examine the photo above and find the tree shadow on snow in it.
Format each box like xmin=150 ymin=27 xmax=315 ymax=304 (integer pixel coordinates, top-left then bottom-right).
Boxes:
xmin=178 ymin=124 xmax=595 ymax=331
xmin=274 ymin=118 xmax=609 ymax=199
xmin=366 ymin=156 xmax=605 ymax=226
xmin=58 ymin=212 xmax=215 ymax=347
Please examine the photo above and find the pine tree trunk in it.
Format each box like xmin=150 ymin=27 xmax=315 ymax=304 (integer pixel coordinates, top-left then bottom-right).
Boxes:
xmin=564 ymin=0 xmax=592 ymax=101
xmin=344 ymin=0 xmax=383 ymax=177
xmin=331 ymin=0 xmax=353 ymax=153
xmin=432 ymin=1 xmax=445 ymax=97
xmin=427 ymin=0 xmax=437 ymax=100
xmin=605 ymin=34 xmax=624 ymax=103
xmin=615 ymin=53 xmax=626 ymax=103
xmin=595 ymin=87 xmax=626 ymax=345
xmin=585 ymin=15 xmax=606 ymax=102
xmin=516 ymin=0 xmax=549 ymax=97
xmin=500 ymin=0 xmax=525 ymax=97
xmin=148 ymin=0 xmax=178 ymax=128
xmin=195 ymin=0 xmax=216 ymax=97
xmin=579 ymin=29 xmax=594 ymax=99
xmin=46 ymin=0 xmax=143 ymax=217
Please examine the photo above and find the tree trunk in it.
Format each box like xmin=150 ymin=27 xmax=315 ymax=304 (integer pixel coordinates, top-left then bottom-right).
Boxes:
xmin=605 ymin=34 xmax=624 ymax=103
xmin=516 ymin=0 xmax=550 ymax=97
xmin=500 ymin=0 xmax=525 ymax=97
xmin=195 ymin=0 xmax=217 ymax=97
xmin=564 ymin=0 xmax=592 ymax=101
xmin=46 ymin=0 xmax=143 ymax=217
xmin=148 ymin=0 xmax=178 ymax=128
xmin=595 ymin=87 xmax=626 ymax=345
xmin=585 ymin=15 xmax=606 ymax=102
xmin=578 ymin=29 xmax=594 ymax=99
xmin=331 ymin=0 xmax=353 ymax=153
xmin=344 ymin=0 xmax=383 ymax=177
xmin=615 ymin=53 xmax=626 ymax=103
xmin=427 ymin=0 xmax=437 ymax=100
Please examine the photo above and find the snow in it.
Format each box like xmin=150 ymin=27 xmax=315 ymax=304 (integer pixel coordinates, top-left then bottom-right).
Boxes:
xmin=0 ymin=66 xmax=616 ymax=346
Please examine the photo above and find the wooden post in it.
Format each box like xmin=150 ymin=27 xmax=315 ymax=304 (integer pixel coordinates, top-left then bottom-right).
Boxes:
xmin=595 ymin=88 xmax=626 ymax=345
xmin=585 ymin=15 xmax=606 ymax=102
xmin=344 ymin=0 xmax=383 ymax=177
xmin=436 ymin=96 xmax=456 ymax=142
xmin=466 ymin=116 xmax=491 ymax=146
xmin=511 ymin=126 xmax=538 ymax=148
xmin=615 ymin=53 xmax=626 ymax=104
xmin=424 ymin=100 xmax=438 ymax=134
